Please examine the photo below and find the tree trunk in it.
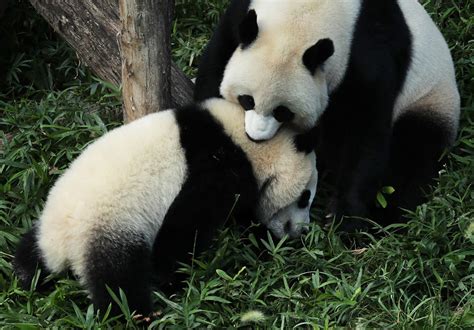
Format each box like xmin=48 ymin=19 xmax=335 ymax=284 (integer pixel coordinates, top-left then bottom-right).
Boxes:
xmin=29 ymin=0 xmax=193 ymax=110
xmin=119 ymin=0 xmax=173 ymax=122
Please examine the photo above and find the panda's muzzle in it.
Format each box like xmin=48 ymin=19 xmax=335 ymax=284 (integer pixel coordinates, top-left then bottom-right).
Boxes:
xmin=244 ymin=110 xmax=281 ymax=141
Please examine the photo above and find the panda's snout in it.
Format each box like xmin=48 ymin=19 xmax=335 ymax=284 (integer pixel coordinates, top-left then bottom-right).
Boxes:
xmin=266 ymin=202 xmax=311 ymax=239
xmin=283 ymin=220 xmax=307 ymax=238
xmin=257 ymin=119 xmax=268 ymax=130
xmin=244 ymin=110 xmax=281 ymax=141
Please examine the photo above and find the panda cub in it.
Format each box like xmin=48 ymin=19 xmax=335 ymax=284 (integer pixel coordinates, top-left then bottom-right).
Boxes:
xmin=14 ymin=98 xmax=317 ymax=316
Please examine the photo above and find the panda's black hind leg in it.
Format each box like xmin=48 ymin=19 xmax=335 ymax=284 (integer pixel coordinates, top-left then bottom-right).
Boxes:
xmin=85 ymin=231 xmax=153 ymax=317
xmin=381 ymin=110 xmax=454 ymax=225
xmin=13 ymin=226 xmax=51 ymax=291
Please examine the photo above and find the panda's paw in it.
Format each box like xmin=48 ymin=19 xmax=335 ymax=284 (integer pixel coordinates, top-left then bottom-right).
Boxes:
xmin=325 ymin=197 xmax=370 ymax=233
xmin=335 ymin=217 xmax=371 ymax=233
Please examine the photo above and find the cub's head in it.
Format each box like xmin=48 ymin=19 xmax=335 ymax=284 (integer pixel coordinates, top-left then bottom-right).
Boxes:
xmin=220 ymin=9 xmax=334 ymax=141
xmin=266 ymin=166 xmax=317 ymax=239
xmin=256 ymin=147 xmax=318 ymax=239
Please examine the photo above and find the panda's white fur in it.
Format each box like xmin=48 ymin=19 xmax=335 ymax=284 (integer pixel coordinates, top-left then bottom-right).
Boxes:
xmin=219 ymin=0 xmax=459 ymax=141
xmin=16 ymin=98 xmax=317 ymax=314
xmin=37 ymin=110 xmax=187 ymax=279
xmin=394 ymin=0 xmax=460 ymax=137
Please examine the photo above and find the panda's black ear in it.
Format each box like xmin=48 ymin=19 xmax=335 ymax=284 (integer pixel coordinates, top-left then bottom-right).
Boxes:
xmin=239 ymin=10 xmax=259 ymax=48
xmin=303 ymin=38 xmax=335 ymax=74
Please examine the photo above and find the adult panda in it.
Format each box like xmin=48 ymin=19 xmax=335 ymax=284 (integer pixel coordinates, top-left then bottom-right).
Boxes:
xmin=194 ymin=0 xmax=460 ymax=231
xmin=13 ymin=98 xmax=317 ymax=317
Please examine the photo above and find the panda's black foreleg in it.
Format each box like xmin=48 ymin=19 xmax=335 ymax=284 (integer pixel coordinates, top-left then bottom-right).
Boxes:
xmin=330 ymin=124 xmax=392 ymax=232
xmin=152 ymin=224 xmax=203 ymax=296
xmin=151 ymin=164 xmax=258 ymax=294
xmin=85 ymin=231 xmax=153 ymax=317
xmin=317 ymin=93 xmax=395 ymax=232
xmin=320 ymin=0 xmax=413 ymax=232
xmin=151 ymin=188 xmax=241 ymax=293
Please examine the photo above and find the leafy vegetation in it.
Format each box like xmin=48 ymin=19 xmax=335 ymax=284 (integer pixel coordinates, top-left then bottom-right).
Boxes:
xmin=0 ymin=0 xmax=473 ymax=328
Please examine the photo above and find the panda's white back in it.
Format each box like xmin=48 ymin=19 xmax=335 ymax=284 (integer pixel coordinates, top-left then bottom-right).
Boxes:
xmin=394 ymin=0 xmax=460 ymax=131
xmin=37 ymin=110 xmax=187 ymax=278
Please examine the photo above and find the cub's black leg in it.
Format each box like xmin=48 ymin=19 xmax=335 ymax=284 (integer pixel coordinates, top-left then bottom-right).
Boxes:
xmin=152 ymin=223 xmax=198 ymax=296
xmin=152 ymin=173 xmax=257 ymax=294
xmin=85 ymin=231 xmax=153 ymax=316
xmin=13 ymin=226 xmax=50 ymax=290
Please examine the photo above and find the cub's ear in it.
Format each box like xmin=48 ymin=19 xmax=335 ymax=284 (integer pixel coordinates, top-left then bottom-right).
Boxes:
xmin=303 ymin=38 xmax=335 ymax=74
xmin=239 ymin=10 xmax=259 ymax=48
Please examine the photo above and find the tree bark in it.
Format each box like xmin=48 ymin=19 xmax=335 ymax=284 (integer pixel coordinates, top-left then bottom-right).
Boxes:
xmin=29 ymin=0 xmax=193 ymax=109
xmin=119 ymin=0 xmax=173 ymax=122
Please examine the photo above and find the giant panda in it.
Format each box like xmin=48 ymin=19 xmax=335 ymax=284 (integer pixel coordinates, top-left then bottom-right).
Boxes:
xmin=13 ymin=98 xmax=317 ymax=317
xmin=194 ymin=0 xmax=460 ymax=231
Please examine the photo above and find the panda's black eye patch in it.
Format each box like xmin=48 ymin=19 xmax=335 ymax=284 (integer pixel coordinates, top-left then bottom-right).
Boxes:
xmin=273 ymin=106 xmax=295 ymax=122
xmin=238 ymin=95 xmax=255 ymax=111
xmin=297 ymin=190 xmax=311 ymax=209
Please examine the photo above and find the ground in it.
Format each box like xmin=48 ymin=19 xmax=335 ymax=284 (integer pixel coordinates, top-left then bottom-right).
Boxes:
xmin=0 ymin=0 xmax=473 ymax=328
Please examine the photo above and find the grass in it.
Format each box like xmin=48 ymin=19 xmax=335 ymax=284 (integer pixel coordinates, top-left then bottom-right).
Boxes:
xmin=0 ymin=0 xmax=473 ymax=328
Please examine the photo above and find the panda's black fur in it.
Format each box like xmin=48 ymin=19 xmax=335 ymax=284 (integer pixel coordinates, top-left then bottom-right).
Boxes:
xmin=315 ymin=0 xmax=414 ymax=230
xmin=194 ymin=0 xmax=252 ymax=102
xmin=194 ymin=0 xmax=459 ymax=231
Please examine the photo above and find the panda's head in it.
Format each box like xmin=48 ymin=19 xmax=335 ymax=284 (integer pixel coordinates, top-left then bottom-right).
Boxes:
xmin=220 ymin=9 xmax=334 ymax=141
xmin=266 ymin=163 xmax=318 ymax=239
xmin=256 ymin=150 xmax=318 ymax=239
